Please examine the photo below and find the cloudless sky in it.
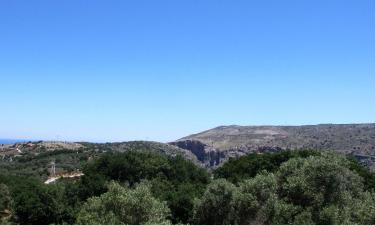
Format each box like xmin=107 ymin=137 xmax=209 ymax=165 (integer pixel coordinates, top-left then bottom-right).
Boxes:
xmin=0 ymin=0 xmax=374 ymax=142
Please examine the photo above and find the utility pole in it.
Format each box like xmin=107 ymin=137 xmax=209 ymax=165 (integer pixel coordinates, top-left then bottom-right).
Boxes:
xmin=51 ymin=161 xmax=56 ymax=177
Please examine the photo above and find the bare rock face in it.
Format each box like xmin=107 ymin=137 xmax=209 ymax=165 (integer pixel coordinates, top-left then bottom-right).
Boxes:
xmin=170 ymin=139 xmax=285 ymax=168
xmin=170 ymin=124 xmax=375 ymax=168
xmin=169 ymin=140 xmax=226 ymax=167
xmin=169 ymin=140 xmax=206 ymax=161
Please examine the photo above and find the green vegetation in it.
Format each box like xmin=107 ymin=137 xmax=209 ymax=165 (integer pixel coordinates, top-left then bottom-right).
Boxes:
xmin=0 ymin=148 xmax=375 ymax=225
xmin=215 ymin=150 xmax=375 ymax=192
xmin=0 ymin=184 xmax=12 ymax=213
xmin=80 ymin=151 xmax=209 ymax=223
xmin=0 ymin=175 xmax=76 ymax=225
xmin=214 ymin=150 xmax=321 ymax=183
xmin=194 ymin=154 xmax=375 ymax=225
xmin=75 ymin=182 xmax=172 ymax=225
xmin=347 ymin=156 xmax=375 ymax=191
xmin=0 ymin=148 xmax=99 ymax=180
xmin=0 ymin=183 xmax=13 ymax=224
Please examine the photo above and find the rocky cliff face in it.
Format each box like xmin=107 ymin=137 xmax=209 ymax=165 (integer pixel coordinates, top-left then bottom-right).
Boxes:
xmin=170 ymin=124 xmax=375 ymax=168
xmin=170 ymin=140 xmax=227 ymax=167
xmin=169 ymin=140 xmax=206 ymax=161
xmin=170 ymin=139 xmax=285 ymax=168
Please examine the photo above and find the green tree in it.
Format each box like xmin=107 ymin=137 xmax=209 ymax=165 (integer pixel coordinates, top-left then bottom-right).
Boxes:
xmin=277 ymin=154 xmax=363 ymax=209
xmin=275 ymin=154 xmax=373 ymax=225
xmin=197 ymin=153 xmax=375 ymax=225
xmin=0 ymin=175 xmax=73 ymax=225
xmin=0 ymin=184 xmax=12 ymax=212
xmin=81 ymin=151 xmax=209 ymax=223
xmin=347 ymin=156 xmax=375 ymax=191
xmin=214 ymin=150 xmax=321 ymax=183
xmin=193 ymin=179 xmax=238 ymax=225
xmin=234 ymin=172 xmax=277 ymax=225
xmin=0 ymin=184 xmax=13 ymax=223
xmin=75 ymin=182 xmax=172 ymax=225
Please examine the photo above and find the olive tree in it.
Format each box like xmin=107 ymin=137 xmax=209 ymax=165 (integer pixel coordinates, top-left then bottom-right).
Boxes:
xmin=193 ymin=179 xmax=238 ymax=225
xmin=75 ymin=182 xmax=172 ymax=225
xmin=0 ymin=184 xmax=12 ymax=223
xmin=195 ymin=154 xmax=375 ymax=225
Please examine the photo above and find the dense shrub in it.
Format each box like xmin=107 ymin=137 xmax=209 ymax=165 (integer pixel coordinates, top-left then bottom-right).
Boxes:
xmin=0 ymin=184 xmax=12 ymax=213
xmin=80 ymin=151 xmax=210 ymax=223
xmin=347 ymin=156 xmax=375 ymax=191
xmin=1 ymin=149 xmax=375 ymax=225
xmin=75 ymin=182 xmax=172 ymax=225
xmin=214 ymin=150 xmax=321 ymax=183
xmin=0 ymin=175 xmax=75 ymax=225
xmin=193 ymin=179 xmax=238 ymax=225
xmin=194 ymin=154 xmax=375 ymax=225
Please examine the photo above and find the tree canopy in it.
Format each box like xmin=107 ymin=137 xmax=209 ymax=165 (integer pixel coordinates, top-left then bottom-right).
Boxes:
xmin=78 ymin=151 xmax=210 ymax=224
xmin=194 ymin=154 xmax=375 ymax=225
xmin=1 ymin=149 xmax=375 ymax=225
xmin=75 ymin=182 xmax=172 ymax=225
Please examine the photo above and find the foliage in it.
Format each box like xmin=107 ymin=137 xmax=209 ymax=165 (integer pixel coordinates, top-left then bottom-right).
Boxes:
xmin=275 ymin=154 xmax=368 ymax=225
xmin=193 ymin=179 xmax=238 ymax=225
xmin=347 ymin=156 xmax=375 ymax=191
xmin=1 ymin=147 xmax=375 ymax=225
xmin=215 ymin=150 xmax=375 ymax=191
xmin=80 ymin=151 xmax=209 ymax=223
xmin=0 ymin=175 xmax=78 ymax=225
xmin=75 ymin=182 xmax=172 ymax=225
xmin=0 ymin=184 xmax=12 ymax=213
xmin=0 ymin=148 xmax=98 ymax=180
xmin=0 ymin=184 xmax=13 ymax=223
xmin=194 ymin=154 xmax=375 ymax=225
xmin=234 ymin=172 xmax=278 ymax=224
xmin=214 ymin=150 xmax=321 ymax=183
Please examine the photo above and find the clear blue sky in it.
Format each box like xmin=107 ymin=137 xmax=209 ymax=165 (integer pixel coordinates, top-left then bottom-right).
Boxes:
xmin=0 ymin=0 xmax=374 ymax=142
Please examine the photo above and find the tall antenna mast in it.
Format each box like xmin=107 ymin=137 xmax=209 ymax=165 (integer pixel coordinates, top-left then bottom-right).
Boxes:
xmin=51 ymin=161 xmax=56 ymax=177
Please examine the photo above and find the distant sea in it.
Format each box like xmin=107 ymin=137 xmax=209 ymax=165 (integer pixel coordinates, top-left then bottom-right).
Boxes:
xmin=0 ymin=139 xmax=31 ymax=144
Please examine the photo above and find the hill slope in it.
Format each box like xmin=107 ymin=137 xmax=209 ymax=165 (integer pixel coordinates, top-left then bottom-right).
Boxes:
xmin=171 ymin=124 xmax=375 ymax=167
xmin=0 ymin=141 xmax=199 ymax=180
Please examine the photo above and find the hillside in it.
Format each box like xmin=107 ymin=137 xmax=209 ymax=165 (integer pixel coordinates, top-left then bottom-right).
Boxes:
xmin=171 ymin=124 xmax=375 ymax=168
xmin=0 ymin=141 xmax=198 ymax=180
xmin=79 ymin=141 xmax=199 ymax=164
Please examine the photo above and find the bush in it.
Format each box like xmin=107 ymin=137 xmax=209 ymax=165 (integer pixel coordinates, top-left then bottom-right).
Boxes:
xmin=193 ymin=179 xmax=238 ymax=225
xmin=195 ymin=154 xmax=375 ymax=225
xmin=0 ymin=175 xmax=71 ymax=225
xmin=80 ymin=151 xmax=210 ymax=223
xmin=0 ymin=184 xmax=12 ymax=213
xmin=214 ymin=150 xmax=321 ymax=183
xmin=75 ymin=182 xmax=172 ymax=225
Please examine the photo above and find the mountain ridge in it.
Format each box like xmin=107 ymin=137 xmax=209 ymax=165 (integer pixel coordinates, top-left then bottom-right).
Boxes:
xmin=171 ymin=123 xmax=375 ymax=168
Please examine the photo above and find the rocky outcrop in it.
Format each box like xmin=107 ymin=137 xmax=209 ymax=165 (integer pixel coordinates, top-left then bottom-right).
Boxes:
xmin=170 ymin=140 xmax=227 ymax=167
xmin=170 ymin=140 xmax=288 ymax=168
xmin=169 ymin=140 xmax=206 ymax=161
xmin=172 ymin=124 xmax=375 ymax=168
